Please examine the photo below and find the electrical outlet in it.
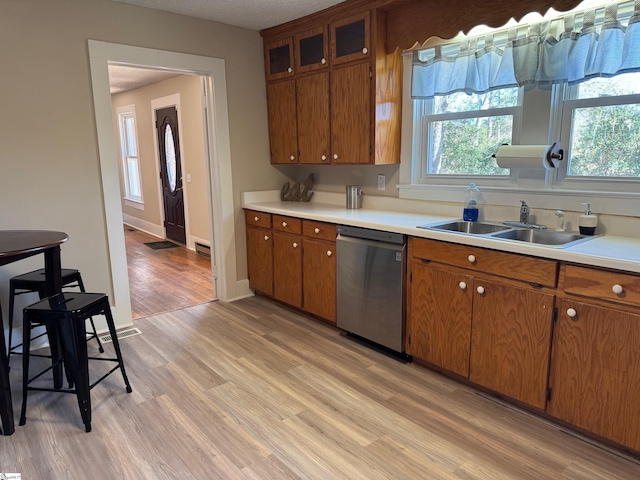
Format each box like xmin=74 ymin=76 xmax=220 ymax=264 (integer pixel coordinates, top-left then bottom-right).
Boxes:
xmin=377 ymin=174 xmax=385 ymax=191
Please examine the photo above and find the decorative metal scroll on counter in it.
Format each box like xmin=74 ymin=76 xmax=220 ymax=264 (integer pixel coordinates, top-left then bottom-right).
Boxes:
xmin=281 ymin=173 xmax=314 ymax=202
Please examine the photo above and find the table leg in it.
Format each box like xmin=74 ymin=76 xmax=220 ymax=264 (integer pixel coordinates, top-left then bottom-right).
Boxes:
xmin=44 ymin=245 xmax=64 ymax=389
xmin=0 ymin=309 xmax=15 ymax=435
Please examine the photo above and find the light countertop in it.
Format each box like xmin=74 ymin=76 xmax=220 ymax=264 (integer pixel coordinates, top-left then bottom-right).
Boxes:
xmin=242 ymin=191 xmax=640 ymax=274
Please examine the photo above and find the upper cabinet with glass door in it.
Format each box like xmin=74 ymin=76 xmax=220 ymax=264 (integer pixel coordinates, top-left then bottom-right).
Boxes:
xmin=330 ymin=12 xmax=370 ymax=66
xmin=265 ymin=37 xmax=295 ymax=81
xmin=295 ymin=26 xmax=329 ymax=74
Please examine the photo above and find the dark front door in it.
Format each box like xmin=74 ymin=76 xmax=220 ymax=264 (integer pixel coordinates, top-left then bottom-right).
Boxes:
xmin=156 ymin=106 xmax=186 ymax=245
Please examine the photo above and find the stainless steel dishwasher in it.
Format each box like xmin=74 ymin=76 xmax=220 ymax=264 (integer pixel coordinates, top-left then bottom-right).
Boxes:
xmin=336 ymin=225 xmax=406 ymax=354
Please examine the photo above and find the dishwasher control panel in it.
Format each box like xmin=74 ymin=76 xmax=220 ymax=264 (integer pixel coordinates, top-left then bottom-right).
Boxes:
xmin=336 ymin=225 xmax=404 ymax=245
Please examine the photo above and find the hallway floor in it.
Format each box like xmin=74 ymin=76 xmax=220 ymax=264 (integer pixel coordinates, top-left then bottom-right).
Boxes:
xmin=124 ymin=226 xmax=214 ymax=319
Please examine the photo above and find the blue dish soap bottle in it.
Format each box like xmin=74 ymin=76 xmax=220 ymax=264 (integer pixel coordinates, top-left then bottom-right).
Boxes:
xmin=463 ymin=182 xmax=480 ymax=222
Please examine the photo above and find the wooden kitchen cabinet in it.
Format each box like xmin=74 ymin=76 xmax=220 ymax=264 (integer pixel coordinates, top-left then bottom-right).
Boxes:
xmin=407 ymin=237 xmax=557 ymax=409
xmin=296 ymin=26 xmax=328 ymax=74
xmin=245 ymin=210 xmax=273 ymax=296
xmin=265 ymin=37 xmax=295 ymax=82
xmin=272 ymin=216 xmax=303 ymax=307
xmin=302 ymin=220 xmax=336 ymax=322
xmin=548 ymin=298 xmax=640 ymax=452
xmin=330 ymin=12 xmax=370 ymax=66
xmin=331 ymin=62 xmax=371 ymax=165
xmin=469 ymin=277 xmax=555 ymax=409
xmin=273 ymin=231 xmax=303 ymax=308
xmin=262 ymin=6 xmax=401 ymax=166
xmin=546 ymin=264 xmax=640 ymax=452
xmin=297 ymin=72 xmax=330 ymax=164
xmin=302 ymin=237 xmax=336 ymax=322
xmin=267 ymin=80 xmax=298 ymax=164
xmin=407 ymin=261 xmax=473 ymax=377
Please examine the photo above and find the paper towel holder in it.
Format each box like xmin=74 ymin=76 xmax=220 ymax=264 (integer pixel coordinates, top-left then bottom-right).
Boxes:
xmin=492 ymin=142 xmax=564 ymax=169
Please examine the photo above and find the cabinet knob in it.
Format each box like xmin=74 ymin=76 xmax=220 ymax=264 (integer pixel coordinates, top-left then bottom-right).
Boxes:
xmin=321 ymin=58 xmax=326 ymax=64
xmin=282 ymin=221 xmax=287 ymax=228
xmin=476 ymin=286 xmax=485 ymax=295
xmin=333 ymin=153 xmax=339 ymax=160
xmin=287 ymin=67 xmax=293 ymax=73
xmin=362 ymin=47 xmax=368 ymax=54
xmin=314 ymin=228 xmax=320 ymax=234
xmin=290 ymin=155 xmax=295 ymax=161
xmin=254 ymin=216 xmax=259 ymax=222
xmin=459 ymin=282 xmax=467 ymax=290
xmin=468 ymin=255 xmax=476 ymax=264
xmin=567 ymin=308 xmax=577 ymax=318
xmin=321 ymin=155 xmax=327 ymax=161
xmin=264 ymin=235 xmax=269 ymax=241
xmin=293 ymin=242 xmax=298 ymax=248
xmin=612 ymin=284 xmax=624 ymax=294
xmin=327 ymin=250 xmax=333 ymax=257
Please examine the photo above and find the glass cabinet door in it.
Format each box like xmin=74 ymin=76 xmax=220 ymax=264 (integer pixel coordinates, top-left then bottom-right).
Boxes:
xmin=330 ymin=12 xmax=370 ymax=66
xmin=296 ymin=26 xmax=328 ymax=73
xmin=265 ymin=38 xmax=295 ymax=81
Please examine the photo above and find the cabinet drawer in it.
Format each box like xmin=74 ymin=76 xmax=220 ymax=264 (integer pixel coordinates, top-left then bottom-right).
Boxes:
xmin=245 ymin=210 xmax=272 ymax=229
xmin=410 ymin=237 xmax=557 ymax=287
xmin=303 ymin=220 xmax=336 ymax=241
xmin=564 ymin=265 xmax=640 ymax=307
xmin=273 ymin=215 xmax=302 ymax=234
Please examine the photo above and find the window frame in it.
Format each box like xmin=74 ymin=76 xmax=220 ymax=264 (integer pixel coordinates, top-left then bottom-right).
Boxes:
xmin=411 ymin=87 xmax=524 ymax=187
xmin=116 ymin=105 xmax=144 ymax=205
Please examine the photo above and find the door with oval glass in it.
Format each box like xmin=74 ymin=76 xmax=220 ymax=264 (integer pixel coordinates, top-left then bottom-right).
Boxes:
xmin=155 ymin=106 xmax=186 ymax=245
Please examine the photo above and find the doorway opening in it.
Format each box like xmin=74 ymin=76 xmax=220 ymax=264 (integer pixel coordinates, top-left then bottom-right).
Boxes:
xmin=89 ymin=40 xmax=240 ymax=328
xmin=110 ymin=71 xmax=215 ymax=318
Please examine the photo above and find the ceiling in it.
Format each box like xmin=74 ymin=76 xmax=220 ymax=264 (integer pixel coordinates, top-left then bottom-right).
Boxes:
xmin=110 ymin=0 xmax=347 ymax=31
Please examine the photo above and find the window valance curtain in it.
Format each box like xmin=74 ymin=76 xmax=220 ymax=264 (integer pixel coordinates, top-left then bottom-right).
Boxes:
xmin=411 ymin=0 xmax=640 ymax=98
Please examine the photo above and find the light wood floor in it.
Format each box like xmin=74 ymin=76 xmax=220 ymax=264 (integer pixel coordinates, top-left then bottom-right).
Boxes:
xmin=124 ymin=227 xmax=214 ymax=319
xmin=2 ymin=295 xmax=639 ymax=479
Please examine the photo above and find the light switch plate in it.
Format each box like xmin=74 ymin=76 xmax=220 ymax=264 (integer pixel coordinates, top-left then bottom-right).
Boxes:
xmin=377 ymin=174 xmax=385 ymax=191
xmin=186 ymin=173 xmax=192 ymax=183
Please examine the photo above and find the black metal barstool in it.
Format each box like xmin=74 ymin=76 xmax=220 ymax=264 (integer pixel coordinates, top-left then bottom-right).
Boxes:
xmin=20 ymin=292 xmax=132 ymax=432
xmin=7 ymin=268 xmax=103 ymax=361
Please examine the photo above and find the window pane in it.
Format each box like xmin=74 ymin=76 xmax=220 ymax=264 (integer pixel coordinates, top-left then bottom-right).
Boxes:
xmin=577 ymin=72 xmax=640 ymax=100
xmin=569 ymin=104 xmax=640 ymax=176
xmin=430 ymin=115 xmax=512 ymax=175
xmin=126 ymin=157 xmax=142 ymax=198
xmin=124 ymin=116 xmax=137 ymax=156
xmin=434 ymin=88 xmax=518 ymax=114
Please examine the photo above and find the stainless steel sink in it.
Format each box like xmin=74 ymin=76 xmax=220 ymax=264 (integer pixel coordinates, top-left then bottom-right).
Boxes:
xmin=418 ymin=219 xmax=599 ymax=248
xmin=491 ymin=228 xmax=596 ymax=247
xmin=418 ymin=220 xmax=512 ymax=235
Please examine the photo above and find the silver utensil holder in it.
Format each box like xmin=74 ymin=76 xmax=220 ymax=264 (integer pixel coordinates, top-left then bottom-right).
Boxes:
xmin=346 ymin=185 xmax=363 ymax=209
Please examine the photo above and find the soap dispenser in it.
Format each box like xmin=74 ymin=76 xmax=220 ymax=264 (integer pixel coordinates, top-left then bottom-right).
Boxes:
xmin=579 ymin=202 xmax=597 ymax=235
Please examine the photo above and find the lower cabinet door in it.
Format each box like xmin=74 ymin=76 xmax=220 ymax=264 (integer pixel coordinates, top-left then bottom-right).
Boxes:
xmin=302 ymin=237 xmax=336 ymax=322
xmin=273 ymin=231 xmax=302 ymax=308
xmin=469 ymin=278 xmax=555 ymax=409
xmin=407 ymin=262 xmax=472 ymax=377
xmin=246 ymin=226 xmax=273 ymax=296
xmin=548 ymin=298 xmax=640 ymax=451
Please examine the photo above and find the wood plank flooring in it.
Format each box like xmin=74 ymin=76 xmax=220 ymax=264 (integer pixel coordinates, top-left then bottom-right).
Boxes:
xmin=124 ymin=227 xmax=214 ymax=319
xmin=2 ymin=295 xmax=639 ymax=478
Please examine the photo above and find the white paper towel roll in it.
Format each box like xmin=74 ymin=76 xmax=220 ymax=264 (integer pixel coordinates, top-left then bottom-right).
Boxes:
xmin=493 ymin=144 xmax=561 ymax=170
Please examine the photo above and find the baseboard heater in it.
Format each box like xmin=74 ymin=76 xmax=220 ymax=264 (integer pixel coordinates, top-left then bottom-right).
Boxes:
xmin=195 ymin=242 xmax=211 ymax=257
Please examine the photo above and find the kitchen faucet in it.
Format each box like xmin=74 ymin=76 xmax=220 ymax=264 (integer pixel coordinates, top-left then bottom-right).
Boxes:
xmin=503 ymin=200 xmax=547 ymax=229
xmin=519 ymin=200 xmax=530 ymax=223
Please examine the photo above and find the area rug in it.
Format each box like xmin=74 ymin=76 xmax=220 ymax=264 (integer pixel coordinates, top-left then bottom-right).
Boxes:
xmin=144 ymin=241 xmax=179 ymax=250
